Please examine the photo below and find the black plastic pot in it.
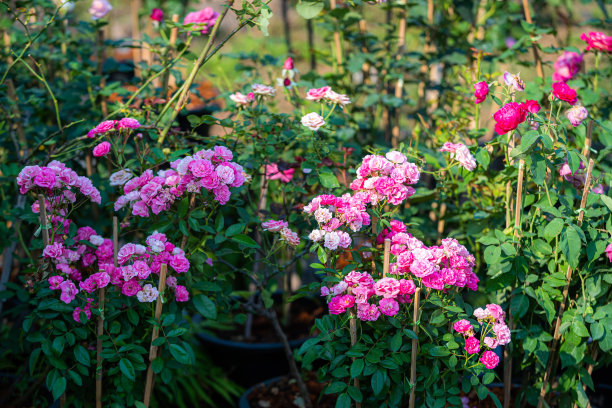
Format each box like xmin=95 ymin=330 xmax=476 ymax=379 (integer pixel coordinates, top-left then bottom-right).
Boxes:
xmin=197 ymin=330 xmax=308 ymax=387
xmin=237 ymin=376 xmax=284 ymax=408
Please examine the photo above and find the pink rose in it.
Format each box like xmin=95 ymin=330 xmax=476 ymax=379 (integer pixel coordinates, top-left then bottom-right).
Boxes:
xmin=150 ymin=8 xmax=163 ymax=22
xmin=175 ymin=285 xmax=189 ymax=302
xmin=580 ymin=31 xmax=612 ymax=53
xmin=189 ymin=159 xmax=214 ymax=178
xmin=378 ymin=298 xmax=399 ymax=316
xmin=213 ymin=184 xmax=231 ymax=205
xmin=474 ymin=81 xmax=489 ymax=104
xmin=493 ymin=102 xmax=526 ymax=135
xmin=79 ymin=278 xmax=97 ymax=294
xmin=93 ymin=142 xmax=111 ymax=157
xmin=521 ymin=100 xmax=541 ymax=114
xmin=117 ymin=118 xmax=141 ymax=129
xmin=283 ymin=57 xmax=294 ymax=70
xmin=453 ymin=319 xmax=472 ymax=334
xmin=48 ymin=276 xmax=64 ymax=290
xmin=464 ymin=336 xmax=480 ymax=354
xmin=43 ymin=243 xmax=64 ymax=260
xmin=480 ymin=350 xmax=500 ymax=369
xmin=553 ymin=51 xmax=583 ymax=82
xmin=34 ymin=168 xmax=57 ymax=189
xmin=566 ymin=106 xmax=588 ymax=127
xmin=484 ymin=337 xmax=499 ymax=349
xmin=486 ymin=304 xmax=505 ymax=321
xmin=59 ymin=280 xmax=78 ymax=303
xmin=398 ymin=279 xmax=416 ymax=295
xmin=89 ymin=0 xmax=112 ymax=20
xmin=170 ymin=255 xmax=190 ymax=273
xmin=73 ymin=306 xmax=92 ymax=323
xmin=374 ymin=277 xmax=400 ymax=298
xmin=90 ymin=272 xmax=110 ymax=288
xmin=494 ymin=323 xmax=512 ymax=345
xmin=606 ymin=243 xmax=612 ymax=262
xmin=356 ymin=303 xmax=380 ymax=321
xmin=328 ymin=295 xmax=350 ymax=314
xmin=552 ymin=82 xmax=577 ymax=105
xmin=183 ymin=7 xmax=219 ymax=35
xmin=305 ymin=86 xmax=331 ymax=101
xmin=122 ymin=279 xmax=142 ymax=297
xmin=265 ymin=163 xmax=294 ymax=183
xmin=117 ymin=243 xmax=137 ymax=265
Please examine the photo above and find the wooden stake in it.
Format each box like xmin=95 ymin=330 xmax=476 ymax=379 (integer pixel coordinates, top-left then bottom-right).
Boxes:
xmin=391 ymin=3 xmax=407 ymax=148
xmin=96 ymin=284 xmax=105 ymax=408
xmin=329 ymin=0 xmax=343 ymax=73
xmin=143 ymin=263 xmax=168 ymax=407
xmin=582 ymin=120 xmax=593 ymax=160
xmin=382 ymin=238 xmax=391 ymax=277
xmin=436 ymin=203 xmax=446 ymax=244
xmin=521 ymin=0 xmax=544 ymax=81
xmin=37 ymin=194 xmax=49 ymax=247
xmin=131 ymin=0 xmax=142 ymax=78
xmin=409 ymin=288 xmax=421 ymax=408
xmin=514 ymin=160 xmax=525 ymax=238
xmin=537 ymin=159 xmax=594 ymax=408
xmin=348 ymin=288 xmax=361 ymax=408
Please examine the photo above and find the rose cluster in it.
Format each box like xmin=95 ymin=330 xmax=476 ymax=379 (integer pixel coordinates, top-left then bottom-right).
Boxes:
xmin=304 ymin=193 xmax=371 ymax=251
xmin=87 ymin=117 xmax=141 ymax=138
xmin=439 ymin=142 xmax=477 ymax=172
xmin=45 ymin=226 xmax=114 ymax=322
xmin=381 ymin=221 xmax=479 ymax=291
xmin=262 ymin=219 xmax=300 ymax=247
xmin=108 ymin=232 xmax=190 ymax=303
xmin=17 ymin=161 xmax=102 ymax=208
xmin=453 ymin=303 xmax=512 ymax=369
xmin=114 ymin=146 xmax=245 ymax=217
xmin=493 ymin=99 xmax=541 ymax=135
xmin=321 ymin=271 xmax=417 ymax=322
xmin=305 ymin=86 xmax=351 ymax=107
xmin=349 ymin=151 xmax=420 ymax=206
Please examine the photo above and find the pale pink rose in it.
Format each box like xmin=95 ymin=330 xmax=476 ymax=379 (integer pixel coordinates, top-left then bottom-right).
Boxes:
xmin=265 ymin=163 xmax=294 ymax=183
xmin=262 ymin=219 xmax=289 ymax=232
xmin=503 ymin=71 xmax=525 ymax=91
xmin=484 ymin=337 xmax=499 ymax=349
xmin=356 ymin=303 xmax=380 ymax=321
xmin=229 ymin=92 xmax=254 ymax=106
xmin=566 ymin=106 xmax=588 ymax=127
xmin=89 ymin=0 xmax=112 ymax=20
xmin=216 ymin=165 xmax=235 ymax=185
xmin=486 ymin=304 xmax=505 ymax=321
xmin=301 ymin=112 xmax=325 ymax=131
xmin=280 ymin=227 xmax=300 ymax=247
xmin=305 ymin=86 xmax=331 ymax=101
xmin=251 ymin=83 xmax=276 ymax=96
xmin=378 ymin=298 xmax=399 ymax=316
xmin=494 ymin=323 xmax=512 ymax=345
xmin=374 ymin=277 xmax=400 ymax=298
xmin=43 ymin=243 xmax=64 ymax=260
xmin=324 ymin=90 xmax=351 ymax=106
xmin=385 ymin=150 xmax=406 ymax=164
xmin=324 ymin=231 xmax=340 ymax=250
xmin=183 ymin=7 xmax=219 ymax=34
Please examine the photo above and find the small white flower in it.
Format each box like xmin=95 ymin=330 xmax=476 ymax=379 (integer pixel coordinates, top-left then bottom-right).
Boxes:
xmin=109 ymin=169 xmax=133 ymax=186
xmin=301 ymin=112 xmax=326 ymax=131
xmin=89 ymin=235 xmax=104 ymax=246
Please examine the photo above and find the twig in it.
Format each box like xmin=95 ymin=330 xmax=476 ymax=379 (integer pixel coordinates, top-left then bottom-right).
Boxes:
xmin=409 ymin=288 xmax=421 ymax=408
xmin=143 ymin=263 xmax=168 ymax=407
xmin=382 ymin=238 xmax=391 ymax=277
xmin=537 ymin=159 xmax=594 ymax=408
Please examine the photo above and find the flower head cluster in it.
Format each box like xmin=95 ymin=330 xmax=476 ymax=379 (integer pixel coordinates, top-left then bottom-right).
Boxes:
xmin=439 ymin=143 xmax=477 ymax=172
xmin=17 ymin=161 xmax=102 ymax=208
xmin=321 ymin=271 xmax=416 ymax=322
xmin=262 ymin=219 xmax=300 ymax=247
xmin=87 ymin=118 xmax=140 ymax=138
xmin=305 ymin=86 xmax=351 ymax=106
xmin=114 ymin=146 xmax=245 ymax=217
xmin=453 ymin=304 xmax=511 ymax=369
xmin=349 ymin=151 xmax=420 ymax=206
xmin=183 ymin=7 xmax=219 ymax=34
xmin=304 ymin=193 xmax=371 ymax=250
xmin=110 ymin=232 xmax=189 ymax=302
xmin=386 ymin=228 xmax=478 ymax=292
xmin=553 ymin=51 xmax=583 ymax=82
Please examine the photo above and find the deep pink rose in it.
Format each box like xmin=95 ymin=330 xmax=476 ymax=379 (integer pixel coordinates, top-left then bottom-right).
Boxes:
xmin=175 ymin=285 xmax=189 ymax=302
xmin=150 ymin=8 xmax=163 ymax=22
xmin=465 ymin=336 xmax=480 ymax=354
xmin=183 ymin=7 xmax=219 ymax=35
xmin=93 ymin=142 xmax=111 ymax=157
xmin=170 ymin=255 xmax=190 ymax=273
xmin=34 ymin=168 xmax=57 ymax=189
xmin=122 ymin=279 xmax=142 ymax=297
xmin=493 ymin=102 xmax=526 ymax=135
xmin=553 ymin=51 xmax=583 ymax=82
xmin=580 ymin=32 xmax=612 ymax=53
xmin=552 ymin=82 xmax=577 ymax=105
xmin=453 ymin=319 xmax=472 ymax=334
xmin=474 ymin=81 xmax=488 ymax=104
xmin=521 ymin=99 xmax=541 ymax=114
xmin=480 ymin=350 xmax=500 ymax=369
xmin=378 ymin=298 xmax=399 ymax=316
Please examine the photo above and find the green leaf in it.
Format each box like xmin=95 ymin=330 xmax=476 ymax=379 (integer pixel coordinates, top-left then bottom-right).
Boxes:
xmin=225 ymin=223 xmax=245 ymax=237
xmin=231 ymin=234 xmax=259 ymax=248
xmin=51 ymin=376 xmax=66 ymax=401
xmin=350 ymin=359 xmax=364 ymax=378
xmin=561 ymin=225 xmax=581 ymax=269
xmin=600 ymin=195 xmax=612 ymax=212
xmin=510 ymin=295 xmax=529 ymax=318
xmin=193 ymin=294 xmax=217 ymax=320
xmin=177 ymin=197 xmax=189 ymax=218
xmin=572 ymin=320 xmax=589 ymax=337
xmin=296 ymin=1 xmax=324 ymax=19
xmin=483 ymin=372 xmax=495 ymax=385
xmin=325 ymin=381 xmax=347 ymax=394
xmin=169 ymin=343 xmax=190 ymax=365
xmin=335 ymin=393 xmax=351 ymax=408
xmin=484 ymin=246 xmax=501 ymax=265
xmin=543 ymin=218 xmax=564 ymax=242
xmin=74 ymin=345 xmax=90 ymax=367
xmin=319 ymin=171 xmax=340 ymax=189
xmin=152 ymin=357 xmax=164 ymax=374
xmin=119 ymin=358 xmax=135 ymax=382
xmin=371 ymin=370 xmax=384 ymax=395
xmin=429 ymin=346 xmax=450 ymax=357
xmin=390 ymin=332 xmax=402 ymax=352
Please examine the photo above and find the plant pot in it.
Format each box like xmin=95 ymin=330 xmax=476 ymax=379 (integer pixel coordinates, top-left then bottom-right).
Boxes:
xmin=197 ymin=295 xmax=323 ymax=387
xmin=238 ymin=373 xmax=334 ymax=408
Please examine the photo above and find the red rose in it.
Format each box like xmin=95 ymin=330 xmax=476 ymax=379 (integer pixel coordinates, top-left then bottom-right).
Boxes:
xmin=552 ymin=82 xmax=577 ymax=105
xmin=521 ymin=99 xmax=541 ymax=114
xmin=474 ymin=81 xmax=489 ymax=104
xmin=493 ymin=102 xmax=526 ymax=135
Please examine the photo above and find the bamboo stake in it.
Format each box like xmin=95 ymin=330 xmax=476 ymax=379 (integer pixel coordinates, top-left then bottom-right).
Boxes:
xmin=131 ymin=0 xmax=142 ymax=78
xmin=582 ymin=120 xmax=593 ymax=160
xmin=329 ymin=0 xmax=343 ymax=73
xmin=37 ymin=194 xmax=49 ymax=247
xmin=166 ymin=14 xmax=179 ymax=90
xmin=358 ymin=16 xmax=370 ymax=85
xmin=348 ymin=287 xmax=361 ymax=408
xmin=436 ymin=203 xmax=446 ymax=244
xmin=409 ymin=288 xmax=421 ymax=408
xmin=514 ymin=160 xmax=525 ymax=238
xmin=537 ymin=159 xmax=594 ymax=408
xmin=521 ymin=0 xmax=544 ymax=81
xmin=391 ymin=2 xmax=407 ymax=148
xmin=143 ymin=263 xmax=168 ymax=407
xmin=382 ymin=238 xmax=391 ymax=277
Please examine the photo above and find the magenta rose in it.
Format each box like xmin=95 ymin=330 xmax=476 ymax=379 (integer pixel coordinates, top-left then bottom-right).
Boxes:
xmin=553 ymin=51 xmax=583 ymax=82
xmin=580 ymin=31 xmax=612 ymax=53
xmin=493 ymin=102 xmax=526 ymax=135
xmin=122 ymin=279 xmax=142 ymax=297
xmin=552 ymin=82 xmax=577 ymax=105
xmin=33 ymin=168 xmax=57 ymax=189
xmin=474 ymin=81 xmax=489 ymax=104
xmin=93 ymin=141 xmax=111 ymax=157
xmin=453 ymin=319 xmax=472 ymax=334
xmin=378 ymin=298 xmax=399 ymax=317
xmin=48 ymin=276 xmax=64 ymax=290
xmin=175 ymin=285 xmax=189 ymax=302
xmin=464 ymin=336 xmax=480 ymax=354
xmin=170 ymin=255 xmax=190 ymax=273
xmin=480 ymin=350 xmax=500 ymax=369
xmin=521 ymin=99 xmax=541 ymax=114
xmin=183 ymin=7 xmax=219 ymax=35
xmin=374 ymin=277 xmax=401 ymax=298
xmin=150 ymin=8 xmax=163 ymax=22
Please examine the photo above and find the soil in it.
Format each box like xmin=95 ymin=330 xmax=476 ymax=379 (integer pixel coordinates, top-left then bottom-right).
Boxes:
xmin=214 ymin=296 xmax=325 ymax=343
xmin=247 ymin=373 xmax=334 ymax=408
